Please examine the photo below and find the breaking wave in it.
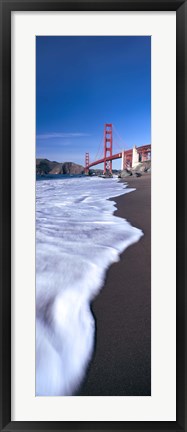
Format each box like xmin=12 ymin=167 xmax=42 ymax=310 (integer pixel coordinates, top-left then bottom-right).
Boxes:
xmin=36 ymin=176 xmax=143 ymax=396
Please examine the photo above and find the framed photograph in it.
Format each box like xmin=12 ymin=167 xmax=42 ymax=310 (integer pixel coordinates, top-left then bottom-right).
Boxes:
xmin=0 ymin=0 xmax=186 ymax=431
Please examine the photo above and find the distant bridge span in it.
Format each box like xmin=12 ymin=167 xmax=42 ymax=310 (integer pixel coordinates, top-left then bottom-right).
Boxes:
xmin=85 ymin=124 xmax=151 ymax=174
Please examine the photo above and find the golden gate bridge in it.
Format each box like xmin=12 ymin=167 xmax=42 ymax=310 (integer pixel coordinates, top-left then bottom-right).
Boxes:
xmin=85 ymin=123 xmax=151 ymax=175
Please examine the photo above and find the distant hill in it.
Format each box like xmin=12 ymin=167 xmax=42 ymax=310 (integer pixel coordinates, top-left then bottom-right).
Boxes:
xmin=36 ymin=159 xmax=84 ymax=176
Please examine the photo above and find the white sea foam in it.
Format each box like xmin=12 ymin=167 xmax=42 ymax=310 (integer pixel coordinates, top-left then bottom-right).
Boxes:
xmin=36 ymin=176 xmax=143 ymax=396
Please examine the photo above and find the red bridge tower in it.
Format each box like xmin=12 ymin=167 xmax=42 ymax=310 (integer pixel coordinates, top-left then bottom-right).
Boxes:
xmin=85 ymin=152 xmax=90 ymax=174
xmin=104 ymin=123 xmax=113 ymax=174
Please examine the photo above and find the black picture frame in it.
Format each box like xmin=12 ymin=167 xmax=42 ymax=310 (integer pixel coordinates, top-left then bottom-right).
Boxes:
xmin=0 ymin=0 xmax=186 ymax=431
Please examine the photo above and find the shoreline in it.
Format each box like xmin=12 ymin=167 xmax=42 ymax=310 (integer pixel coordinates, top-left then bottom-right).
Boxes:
xmin=77 ymin=173 xmax=151 ymax=396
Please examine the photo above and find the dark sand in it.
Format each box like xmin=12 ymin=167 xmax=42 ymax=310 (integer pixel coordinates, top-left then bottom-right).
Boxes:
xmin=78 ymin=173 xmax=151 ymax=396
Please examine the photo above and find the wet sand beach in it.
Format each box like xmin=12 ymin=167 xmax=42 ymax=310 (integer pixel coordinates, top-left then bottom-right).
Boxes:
xmin=78 ymin=173 xmax=151 ymax=396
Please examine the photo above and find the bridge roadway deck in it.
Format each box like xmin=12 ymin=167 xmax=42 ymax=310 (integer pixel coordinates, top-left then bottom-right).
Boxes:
xmin=88 ymin=152 xmax=122 ymax=169
xmin=87 ymin=144 xmax=151 ymax=169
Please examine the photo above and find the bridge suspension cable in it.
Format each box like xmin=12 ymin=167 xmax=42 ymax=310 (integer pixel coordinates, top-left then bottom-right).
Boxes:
xmin=93 ymin=131 xmax=104 ymax=163
xmin=113 ymin=124 xmax=128 ymax=151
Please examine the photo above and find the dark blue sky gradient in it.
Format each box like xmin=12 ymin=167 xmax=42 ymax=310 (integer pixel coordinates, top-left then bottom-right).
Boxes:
xmin=36 ymin=36 xmax=151 ymax=169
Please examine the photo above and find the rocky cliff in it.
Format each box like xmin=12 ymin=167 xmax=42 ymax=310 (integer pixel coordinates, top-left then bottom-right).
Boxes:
xmin=36 ymin=159 xmax=84 ymax=176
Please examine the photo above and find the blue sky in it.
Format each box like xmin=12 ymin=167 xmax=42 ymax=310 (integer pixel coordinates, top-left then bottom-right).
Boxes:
xmin=36 ymin=36 xmax=151 ymax=169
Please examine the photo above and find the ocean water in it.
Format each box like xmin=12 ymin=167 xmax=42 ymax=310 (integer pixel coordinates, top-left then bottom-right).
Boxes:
xmin=36 ymin=176 xmax=143 ymax=396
